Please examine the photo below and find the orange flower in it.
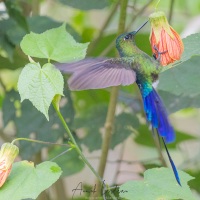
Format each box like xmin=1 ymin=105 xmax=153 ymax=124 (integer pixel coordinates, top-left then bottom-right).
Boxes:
xmin=0 ymin=143 xmax=19 ymax=187
xmin=149 ymin=11 xmax=184 ymax=66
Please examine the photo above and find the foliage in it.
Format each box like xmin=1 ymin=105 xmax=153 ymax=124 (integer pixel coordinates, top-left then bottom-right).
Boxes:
xmin=0 ymin=161 xmax=62 ymax=200
xmin=48 ymin=147 xmax=85 ymax=177
xmin=120 ymin=168 xmax=195 ymax=200
xmin=20 ymin=24 xmax=89 ymax=62
xmin=2 ymin=90 xmax=75 ymax=159
xmin=18 ymin=62 xmax=64 ymax=119
xmin=0 ymin=0 xmax=200 ymax=200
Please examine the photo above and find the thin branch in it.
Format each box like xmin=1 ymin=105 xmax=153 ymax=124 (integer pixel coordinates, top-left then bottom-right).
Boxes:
xmin=126 ymin=0 xmax=154 ymax=32
xmin=100 ymin=0 xmax=153 ymax=58
xmin=87 ymin=156 xmax=160 ymax=164
xmin=112 ymin=142 xmax=125 ymax=184
xmin=87 ymin=0 xmax=120 ymax=55
xmin=168 ymin=0 xmax=175 ymax=23
xmin=93 ymin=0 xmax=128 ymax=198
xmin=100 ymin=40 xmax=115 ymax=57
xmin=31 ymin=0 xmax=40 ymax=15
xmin=108 ymin=157 xmax=160 ymax=164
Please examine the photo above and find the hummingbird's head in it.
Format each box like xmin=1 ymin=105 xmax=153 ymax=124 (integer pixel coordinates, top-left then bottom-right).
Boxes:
xmin=116 ymin=21 xmax=148 ymax=56
xmin=116 ymin=31 xmax=137 ymax=49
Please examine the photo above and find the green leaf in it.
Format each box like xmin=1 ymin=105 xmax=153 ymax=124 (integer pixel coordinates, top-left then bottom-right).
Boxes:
xmin=134 ymin=125 xmax=196 ymax=149
xmin=0 ymin=48 xmax=29 ymax=70
xmin=59 ymin=0 xmax=109 ymax=10
xmin=0 ymin=161 xmax=62 ymax=200
xmin=18 ymin=62 xmax=64 ymax=120
xmin=3 ymin=90 xmax=75 ymax=159
xmin=0 ymin=18 xmax=16 ymax=61
xmin=186 ymin=170 xmax=200 ymax=194
xmin=5 ymin=0 xmax=29 ymax=32
xmin=159 ymin=90 xmax=200 ymax=114
xmin=110 ymin=113 xmax=139 ymax=149
xmin=158 ymin=56 xmax=200 ymax=111
xmin=120 ymin=168 xmax=195 ymax=200
xmin=20 ymin=24 xmax=89 ymax=62
xmin=180 ymin=33 xmax=200 ymax=63
xmin=49 ymin=147 xmax=85 ymax=177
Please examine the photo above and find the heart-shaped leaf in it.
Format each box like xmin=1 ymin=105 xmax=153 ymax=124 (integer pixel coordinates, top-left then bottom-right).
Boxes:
xmin=0 ymin=161 xmax=62 ymax=200
xmin=20 ymin=24 xmax=89 ymax=62
xmin=120 ymin=168 xmax=195 ymax=200
xmin=18 ymin=62 xmax=64 ymax=120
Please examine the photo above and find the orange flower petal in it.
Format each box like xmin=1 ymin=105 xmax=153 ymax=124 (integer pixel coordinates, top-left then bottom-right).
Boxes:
xmin=149 ymin=11 xmax=184 ymax=66
xmin=167 ymin=27 xmax=184 ymax=60
xmin=0 ymin=163 xmax=11 ymax=187
xmin=160 ymin=29 xmax=175 ymax=65
xmin=0 ymin=143 xmax=19 ymax=187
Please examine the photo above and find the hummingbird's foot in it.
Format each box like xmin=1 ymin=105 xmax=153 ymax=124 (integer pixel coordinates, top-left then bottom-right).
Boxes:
xmin=153 ymin=45 xmax=168 ymax=61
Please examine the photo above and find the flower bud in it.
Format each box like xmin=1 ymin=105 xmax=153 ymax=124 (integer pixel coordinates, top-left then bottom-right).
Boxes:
xmin=0 ymin=143 xmax=19 ymax=187
xmin=149 ymin=11 xmax=184 ymax=66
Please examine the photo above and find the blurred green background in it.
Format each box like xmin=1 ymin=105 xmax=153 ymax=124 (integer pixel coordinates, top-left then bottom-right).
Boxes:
xmin=0 ymin=0 xmax=200 ymax=199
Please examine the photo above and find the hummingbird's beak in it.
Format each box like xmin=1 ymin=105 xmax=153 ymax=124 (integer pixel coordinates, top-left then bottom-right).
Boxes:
xmin=132 ymin=20 xmax=149 ymax=35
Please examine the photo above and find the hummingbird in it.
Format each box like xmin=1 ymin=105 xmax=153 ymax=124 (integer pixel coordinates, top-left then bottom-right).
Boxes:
xmin=56 ymin=21 xmax=181 ymax=186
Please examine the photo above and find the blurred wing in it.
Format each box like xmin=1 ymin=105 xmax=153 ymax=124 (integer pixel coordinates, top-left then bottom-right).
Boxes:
xmin=57 ymin=58 xmax=136 ymax=91
xmin=56 ymin=58 xmax=106 ymax=73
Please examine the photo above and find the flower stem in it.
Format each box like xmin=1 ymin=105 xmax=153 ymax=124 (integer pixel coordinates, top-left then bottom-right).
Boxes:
xmin=154 ymin=0 xmax=161 ymax=10
xmin=11 ymin=138 xmax=69 ymax=146
xmin=52 ymin=101 xmax=102 ymax=183
xmin=126 ymin=0 xmax=154 ymax=31
xmin=168 ymin=0 xmax=175 ymax=23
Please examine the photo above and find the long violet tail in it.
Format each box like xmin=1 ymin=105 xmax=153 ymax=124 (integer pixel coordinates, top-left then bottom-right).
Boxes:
xmin=141 ymin=87 xmax=181 ymax=185
xmin=161 ymin=136 xmax=181 ymax=186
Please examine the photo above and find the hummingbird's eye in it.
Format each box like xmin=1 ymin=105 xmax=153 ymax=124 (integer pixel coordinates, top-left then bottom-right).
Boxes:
xmin=124 ymin=34 xmax=132 ymax=41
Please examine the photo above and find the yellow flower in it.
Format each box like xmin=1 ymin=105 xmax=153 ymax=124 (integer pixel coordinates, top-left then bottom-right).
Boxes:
xmin=149 ymin=11 xmax=184 ymax=66
xmin=0 ymin=143 xmax=19 ymax=187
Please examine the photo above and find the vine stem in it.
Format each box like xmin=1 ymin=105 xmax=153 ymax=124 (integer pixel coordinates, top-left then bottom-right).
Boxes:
xmin=93 ymin=0 xmax=128 ymax=198
xmin=11 ymin=137 xmax=69 ymax=146
xmin=154 ymin=0 xmax=161 ymax=10
xmin=52 ymin=101 xmax=102 ymax=183
xmin=112 ymin=142 xmax=125 ymax=184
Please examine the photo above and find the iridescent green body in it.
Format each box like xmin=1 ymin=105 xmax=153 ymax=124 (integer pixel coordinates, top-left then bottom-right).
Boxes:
xmin=116 ymin=31 xmax=162 ymax=97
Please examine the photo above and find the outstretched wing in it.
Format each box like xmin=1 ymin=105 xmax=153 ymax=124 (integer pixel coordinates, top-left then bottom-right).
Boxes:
xmin=56 ymin=58 xmax=136 ymax=90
